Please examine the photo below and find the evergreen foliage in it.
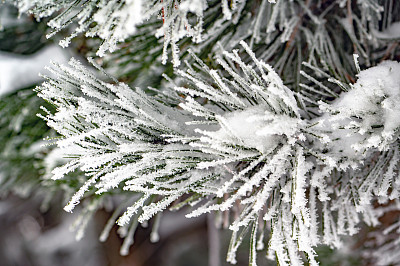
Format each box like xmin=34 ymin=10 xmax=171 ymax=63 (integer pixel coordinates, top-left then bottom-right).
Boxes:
xmin=1 ymin=0 xmax=400 ymax=265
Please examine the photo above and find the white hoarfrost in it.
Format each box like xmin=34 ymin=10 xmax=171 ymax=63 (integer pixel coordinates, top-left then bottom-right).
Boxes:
xmin=90 ymin=0 xmax=144 ymax=56
xmin=3 ymin=0 xmax=400 ymax=265
xmin=8 ymin=0 xmax=240 ymax=65
xmin=31 ymin=20 xmax=400 ymax=265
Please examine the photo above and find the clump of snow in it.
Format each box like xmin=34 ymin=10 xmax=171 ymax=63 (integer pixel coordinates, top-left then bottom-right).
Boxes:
xmin=179 ymin=0 xmax=207 ymax=16
xmin=319 ymin=60 xmax=400 ymax=158
xmin=0 ymin=45 xmax=70 ymax=96
xmin=214 ymin=105 xmax=302 ymax=153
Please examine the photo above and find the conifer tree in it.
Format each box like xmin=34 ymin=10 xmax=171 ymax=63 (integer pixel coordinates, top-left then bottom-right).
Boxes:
xmin=1 ymin=0 xmax=400 ymax=265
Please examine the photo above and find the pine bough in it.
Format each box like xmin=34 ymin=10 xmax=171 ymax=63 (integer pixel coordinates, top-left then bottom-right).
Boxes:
xmin=5 ymin=0 xmax=400 ymax=265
